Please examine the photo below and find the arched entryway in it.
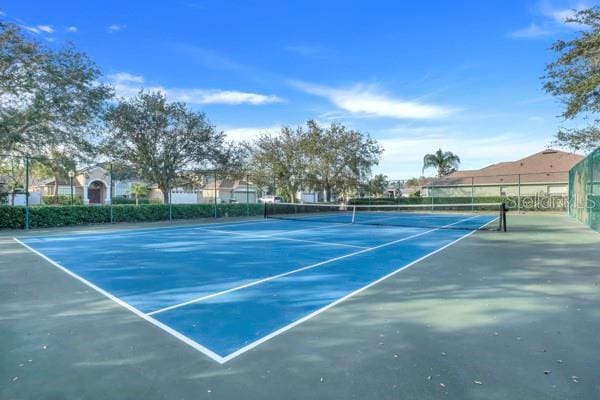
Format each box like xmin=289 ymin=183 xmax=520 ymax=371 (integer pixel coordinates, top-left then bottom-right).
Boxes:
xmin=88 ymin=180 xmax=107 ymax=204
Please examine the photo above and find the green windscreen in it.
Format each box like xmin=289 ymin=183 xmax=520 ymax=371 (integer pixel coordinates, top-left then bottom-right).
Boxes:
xmin=568 ymin=146 xmax=600 ymax=232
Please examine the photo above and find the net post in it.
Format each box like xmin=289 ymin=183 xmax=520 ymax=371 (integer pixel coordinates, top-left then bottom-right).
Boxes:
xmin=351 ymin=205 xmax=356 ymax=223
xmin=500 ymin=202 xmax=507 ymax=232
xmin=24 ymin=155 xmax=30 ymax=230
xmin=263 ymin=202 xmax=268 ymax=219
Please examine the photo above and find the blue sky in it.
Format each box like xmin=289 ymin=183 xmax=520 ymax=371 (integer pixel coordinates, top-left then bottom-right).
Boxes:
xmin=0 ymin=0 xmax=590 ymax=178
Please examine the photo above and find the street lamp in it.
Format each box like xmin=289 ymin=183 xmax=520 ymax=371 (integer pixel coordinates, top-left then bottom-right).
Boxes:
xmin=68 ymin=170 xmax=75 ymax=205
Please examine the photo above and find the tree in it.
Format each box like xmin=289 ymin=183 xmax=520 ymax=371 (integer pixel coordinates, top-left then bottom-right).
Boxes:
xmin=103 ymin=91 xmax=228 ymax=204
xmin=543 ymin=7 xmax=600 ymax=151
xmin=303 ymin=120 xmax=383 ymax=202
xmin=422 ymin=149 xmax=460 ymax=178
xmin=250 ymin=127 xmax=306 ymax=203
xmin=129 ymin=183 xmax=150 ymax=205
xmin=367 ymin=174 xmax=389 ymax=197
xmin=404 ymin=176 xmax=430 ymax=188
xmin=249 ymin=121 xmax=383 ymax=203
xmin=0 ymin=21 xmax=113 ymax=158
xmin=30 ymin=152 xmax=77 ymax=198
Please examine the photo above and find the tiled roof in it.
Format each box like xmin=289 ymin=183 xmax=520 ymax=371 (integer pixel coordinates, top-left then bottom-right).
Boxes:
xmin=430 ymin=149 xmax=584 ymax=186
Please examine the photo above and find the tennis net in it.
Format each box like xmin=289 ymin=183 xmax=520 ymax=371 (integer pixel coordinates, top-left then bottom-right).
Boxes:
xmin=264 ymin=202 xmax=507 ymax=231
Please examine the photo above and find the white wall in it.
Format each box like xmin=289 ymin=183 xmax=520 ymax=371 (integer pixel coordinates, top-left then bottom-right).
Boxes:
xmin=170 ymin=192 xmax=201 ymax=204
xmin=12 ymin=192 xmax=41 ymax=206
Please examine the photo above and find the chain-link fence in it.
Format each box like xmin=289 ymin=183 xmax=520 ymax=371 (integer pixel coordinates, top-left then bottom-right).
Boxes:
xmin=568 ymin=147 xmax=600 ymax=232
xmin=0 ymin=154 xmax=267 ymax=229
xmin=351 ymin=172 xmax=571 ymax=211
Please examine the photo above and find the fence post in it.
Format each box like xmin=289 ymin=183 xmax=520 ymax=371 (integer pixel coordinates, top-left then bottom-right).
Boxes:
xmin=24 ymin=155 xmax=30 ymax=230
xmin=246 ymin=174 xmax=249 ymax=216
xmin=517 ymin=174 xmax=521 ymax=212
xmin=214 ymin=170 xmax=218 ymax=218
xmin=109 ymin=163 xmax=114 ymax=224
xmin=589 ymin=157 xmax=594 ymax=226
xmin=168 ymin=184 xmax=172 ymax=222
xmin=471 ymin=176 xmax=474 ymax=211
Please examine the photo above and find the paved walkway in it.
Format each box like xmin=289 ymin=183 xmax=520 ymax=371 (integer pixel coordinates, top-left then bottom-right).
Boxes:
xmin=1 ymin=214 xmax=599 ymax=400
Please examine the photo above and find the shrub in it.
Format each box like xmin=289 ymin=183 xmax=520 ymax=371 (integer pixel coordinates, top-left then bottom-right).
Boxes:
xmin=42 ymin=195 xmax=83 ymax=205
xmin=0 ymin=206 xmax=25 ymax=229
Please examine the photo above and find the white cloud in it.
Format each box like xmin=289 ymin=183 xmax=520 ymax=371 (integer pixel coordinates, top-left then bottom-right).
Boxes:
xmin=107 ymin=72 xmax=283 ymax=105
xmin=37 ymin=25 xmax=54 ymax=33
xmin=22 ymin=24 xmax=54 ymax=34
xmin=22 ymin=26 xmax=40 ymax=34
xmin=375 ymin=129 xmax=546 ymax=178
xmin=543 ymin=3 xmax=585 ymax=25
xmin=510 ymin=3 xmax=590 ymax=39
xmin=290 ymin=80 xmax=455 ymax=120
xmin=171 ymin=89 xmax=282 ymax=105
xmin=509 ymin=23 xmax=553 ymax=38
xmin=66 ymin=26 xmax=78 ymax=33
xmin=111 ymin=72 xmax=145 ymax=83
xmin=107 ymin=24 xmax=126 ymax=33
xmin=547 ymin=6 xmax=590 ymax=30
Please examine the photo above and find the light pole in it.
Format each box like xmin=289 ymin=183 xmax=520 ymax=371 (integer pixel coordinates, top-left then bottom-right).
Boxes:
xmin=68 ymin=170 xmax=75 ymax=205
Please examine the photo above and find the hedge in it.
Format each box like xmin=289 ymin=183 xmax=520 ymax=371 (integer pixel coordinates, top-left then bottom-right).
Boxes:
xmin=349 ymin=196 xmax=508 ymax=205
xmin=0 ymin=203 xmax=264 ymax=229
xmin=0 ymin=206 xmax=24 ymax=229
xmin=111 ymin=197 xmax=162 ymax=205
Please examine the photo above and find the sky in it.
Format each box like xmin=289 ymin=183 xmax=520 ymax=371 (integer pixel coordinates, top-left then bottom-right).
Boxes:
xmin=0 ymin=0 xmax=590 ymax=179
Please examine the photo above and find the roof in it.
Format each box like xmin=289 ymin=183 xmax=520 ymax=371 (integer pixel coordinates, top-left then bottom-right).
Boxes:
xmin=37 ymin=177 xmax=83 ymax=187
xmin=430 ymin=149 xmax=584 ymax=186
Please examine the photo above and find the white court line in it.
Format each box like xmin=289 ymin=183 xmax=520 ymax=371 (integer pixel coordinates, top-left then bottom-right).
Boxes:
xmin=194 ymin=226 xmax=368 ymax=249
xmin=15 ymin=213 xmax=495 ymax=364
xmin=220 ymin=217 xmax=492 ymax=363
xmin=357 ymin=212 xmax=485 ymax=226
xmin=147 ymin=215 xmax=480 ymax=316
xmin=17 ymin=217 xmax=277 ymax=241
xmin=13 ymin=237 xmax=227 ymax=364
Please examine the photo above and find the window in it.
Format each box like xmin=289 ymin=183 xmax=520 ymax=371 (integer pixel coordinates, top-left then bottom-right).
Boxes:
xmin=500 ymin=186 xmax=508 ymax=196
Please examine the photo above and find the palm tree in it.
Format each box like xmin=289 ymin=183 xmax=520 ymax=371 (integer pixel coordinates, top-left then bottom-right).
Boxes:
xmin=422 ymin=149 xmax=461 ymax=178
xmin=129 ymin=183 xmax=149 ymax=205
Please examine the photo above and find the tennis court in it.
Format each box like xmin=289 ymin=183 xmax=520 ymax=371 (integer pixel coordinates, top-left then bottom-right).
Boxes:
xmin=13 ymin=204 xmax=501 ymax=363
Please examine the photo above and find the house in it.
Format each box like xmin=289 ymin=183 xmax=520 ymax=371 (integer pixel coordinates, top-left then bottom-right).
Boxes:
xmin=201 ymin=179 xmax=258 ymax=203
xmin=30 ymin=166 xmax=143 ymax=204
xmin=28 ymin=166 xmax=259 ymax=205
xmin=424 ymin=149 xmax=584 ymax=197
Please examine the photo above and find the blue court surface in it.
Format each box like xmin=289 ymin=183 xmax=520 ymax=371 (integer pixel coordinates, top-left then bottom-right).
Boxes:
xmin=15 ymin=213 xmax=496 ymax=363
